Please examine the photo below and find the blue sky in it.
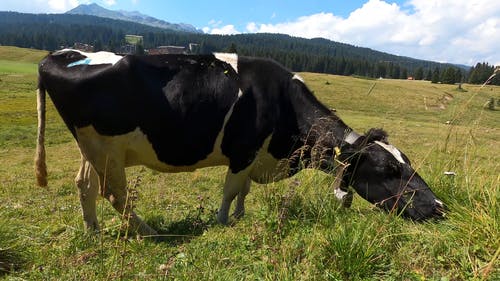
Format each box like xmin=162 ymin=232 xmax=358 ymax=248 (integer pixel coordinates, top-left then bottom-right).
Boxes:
xmin=1 ymin=0 xmax=499 ymax=66
xmin=117 ymin=0 xmax=404 ymax=29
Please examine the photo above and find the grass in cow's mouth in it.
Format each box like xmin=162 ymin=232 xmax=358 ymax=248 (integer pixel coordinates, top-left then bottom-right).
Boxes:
xmin=0 ymin=46 xmax=498 ymax=280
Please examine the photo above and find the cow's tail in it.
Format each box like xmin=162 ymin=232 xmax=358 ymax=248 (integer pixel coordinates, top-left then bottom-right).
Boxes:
xmin=35 ymin=78 xmax=48 ymax=187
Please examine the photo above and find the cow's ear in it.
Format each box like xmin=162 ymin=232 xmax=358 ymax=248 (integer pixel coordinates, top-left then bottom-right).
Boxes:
xmin=364 ymin=128 xmax=388 ymax=143
xmin=338 ymin=144 xmax=366 ymax=163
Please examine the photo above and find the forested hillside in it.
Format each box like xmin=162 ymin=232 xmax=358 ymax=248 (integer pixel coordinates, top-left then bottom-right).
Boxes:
xmin=2 ymin=11 xmax=496 ymax=85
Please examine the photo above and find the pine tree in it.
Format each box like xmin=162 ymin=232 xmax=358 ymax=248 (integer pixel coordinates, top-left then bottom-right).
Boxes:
xmin=402 ymin=69 xmax=408 ymax=79
xmin=226 ymin=43 xmax=237 ymax=53
xmin=375 ymin=63 xmax=387 ymax=78
xmin=491 ymin=66 xmax=500 ymax=85
xmin=441 ymin=67 xmax=456 ymax=84
xmin=391 ymin=64 xmax=401 ymax=79
xmin=415 ymin=67 xmax=424 ymax=80
xmin=431 ymin=68 xmax=440 ymax=83
xmin=425 ymin=69 xmax=433 ymax=81
xmin=454 ymin=69 xmax=463 ymax=83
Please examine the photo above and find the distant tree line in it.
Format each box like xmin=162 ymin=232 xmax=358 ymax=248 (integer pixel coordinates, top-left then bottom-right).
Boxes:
xmin=468 ymin=62 xmax=500 ymax=85
xmin=1 ymin=11 xmax=496 ymax=85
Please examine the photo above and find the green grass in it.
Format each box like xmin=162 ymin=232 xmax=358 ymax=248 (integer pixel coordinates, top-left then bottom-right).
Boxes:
xmin=0 ymin=47 xmax=499 ymax=280
xmin=125 ymin=35 xmax=143 ymax=45
xmin=0 ymin=60 xmax=40 ymax=74
xmin=0 ymin=46 xmax=48 ymax=63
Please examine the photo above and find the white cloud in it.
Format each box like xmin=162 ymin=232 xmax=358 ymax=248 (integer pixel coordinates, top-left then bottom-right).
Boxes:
xmin=249 ymin=12 xmax=344 ymax=41
xmin=47 ymin=0 xmax=80 ymax=12
xmin=204 ymin=19 xmax=240 ymax=35
xmin=103 ymin=0 xmax=116 ymax=6
xmin=1 ymin=0 xmax=82 ymax=13
xmin=210 ymin=25 xmax=240 ymax=35
xmin=245 ymin=0 xmax=500 ymax=65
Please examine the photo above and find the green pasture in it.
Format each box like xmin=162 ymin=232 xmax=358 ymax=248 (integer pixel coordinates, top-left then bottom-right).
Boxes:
xmin=0 ymin=46 xmax=498 ymax=280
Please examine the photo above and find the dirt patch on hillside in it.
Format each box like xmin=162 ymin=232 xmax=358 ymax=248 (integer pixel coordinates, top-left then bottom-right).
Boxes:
xmin=425 ymin=92 xmax=454 ymax=110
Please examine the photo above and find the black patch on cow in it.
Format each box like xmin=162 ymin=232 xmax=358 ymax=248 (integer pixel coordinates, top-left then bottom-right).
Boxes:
xmin=39 ymin=51 xmax=240 ymax=166
xmin=221 ymin=57 xmax=352 ymax=174
xmin=221 ymin=57 xmax=282 ymax=172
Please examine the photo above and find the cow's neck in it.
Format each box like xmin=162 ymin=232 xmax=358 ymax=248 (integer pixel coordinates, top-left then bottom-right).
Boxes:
xmin=290 ymin=105 xmax=361 ymax=171
xmin=297 ymin=106 xmax=360 ymax=149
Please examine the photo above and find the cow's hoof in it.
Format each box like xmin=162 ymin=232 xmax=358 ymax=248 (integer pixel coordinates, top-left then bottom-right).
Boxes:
xmin=84 ymin=221 xmax=100 ymax=233
xmin=216 ymin=212 xmax=230 ymax=225
xmin=232 ymin=209 xmax=245 ymax=219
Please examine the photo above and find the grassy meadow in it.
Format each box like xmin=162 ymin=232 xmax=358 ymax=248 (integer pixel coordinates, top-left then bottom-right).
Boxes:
xmin=0 ymin=46 xmax=498 ymax=280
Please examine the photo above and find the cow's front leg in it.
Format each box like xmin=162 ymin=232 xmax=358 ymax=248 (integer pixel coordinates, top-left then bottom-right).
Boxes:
xmin=233 ymin=178 xmax=251 ymax=219
xmin=332 ymin=164 xmax=353 ymax=208
xmin=217 ymin=168 xmax=251 ymax=225
xmin=75 ymin=156 xmax=99 ymax=231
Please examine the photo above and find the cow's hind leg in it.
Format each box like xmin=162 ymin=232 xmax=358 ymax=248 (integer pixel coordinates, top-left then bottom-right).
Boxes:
xmin=75 ymin=156 xmax=99 ymax=231
xmin=92 ymin=158 xmax=158 ymax=238
xmin=100 ymin=167 xmax=158 ymax=236
xmin=217 ymin=168 xmax=251 ymax=225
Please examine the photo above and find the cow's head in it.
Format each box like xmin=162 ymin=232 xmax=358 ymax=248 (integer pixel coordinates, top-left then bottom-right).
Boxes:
xmin=339 ymin=129 xmax=446 ymax=220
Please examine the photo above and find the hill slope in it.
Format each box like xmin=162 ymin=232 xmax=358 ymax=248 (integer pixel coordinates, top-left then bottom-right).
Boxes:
xmin=0 ymin=46 xmax=47 ymax=63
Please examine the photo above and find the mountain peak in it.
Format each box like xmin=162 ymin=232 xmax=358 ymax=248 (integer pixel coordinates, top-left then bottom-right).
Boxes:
xmin=67 ymin=3 xmax=106 ymax=13
xmin=66 ymin=3 xmax=202 ymax=33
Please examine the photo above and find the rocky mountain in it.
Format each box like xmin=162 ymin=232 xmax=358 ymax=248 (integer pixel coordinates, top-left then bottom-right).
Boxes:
xmin=66 ymin=3 xmax=202 ymax=33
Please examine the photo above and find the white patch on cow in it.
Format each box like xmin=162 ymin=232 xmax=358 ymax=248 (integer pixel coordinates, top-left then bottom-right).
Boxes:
xmin=334 ymin=188 xmax=349 ymax=201
xmin=214 ymin=52 xmax=238 ymax=73
xmin=221 ymin=89 xmax=242 ymax=126
xmin=344 ymin=130 xmax=361 ymax=145
xmin=75 ymin=125 xmax=229 ymax=173
xmin=64 ymin=49 xmax=123 ymax=67
xmin=292 ymin=73 xmax=304 ymax=82
xmin=374 ymin=141 xmax=406 ymax=164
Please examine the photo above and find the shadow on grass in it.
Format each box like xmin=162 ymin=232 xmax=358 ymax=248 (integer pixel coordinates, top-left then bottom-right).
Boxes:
xmin=0 ymin=245 xmax=27 ymax=277
xmin=145 ymin=213 xmax=217 ymax=245
xmin=0 ymin=217 xmax=29 ymax=277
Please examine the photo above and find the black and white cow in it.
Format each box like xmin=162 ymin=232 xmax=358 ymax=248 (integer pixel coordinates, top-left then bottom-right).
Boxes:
xmin=35 ymin=49 xmax=445 ymax=237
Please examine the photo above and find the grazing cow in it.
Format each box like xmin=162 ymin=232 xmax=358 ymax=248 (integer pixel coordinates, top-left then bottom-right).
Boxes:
xmin=35 ymin=50 xmax=445 ymax=237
